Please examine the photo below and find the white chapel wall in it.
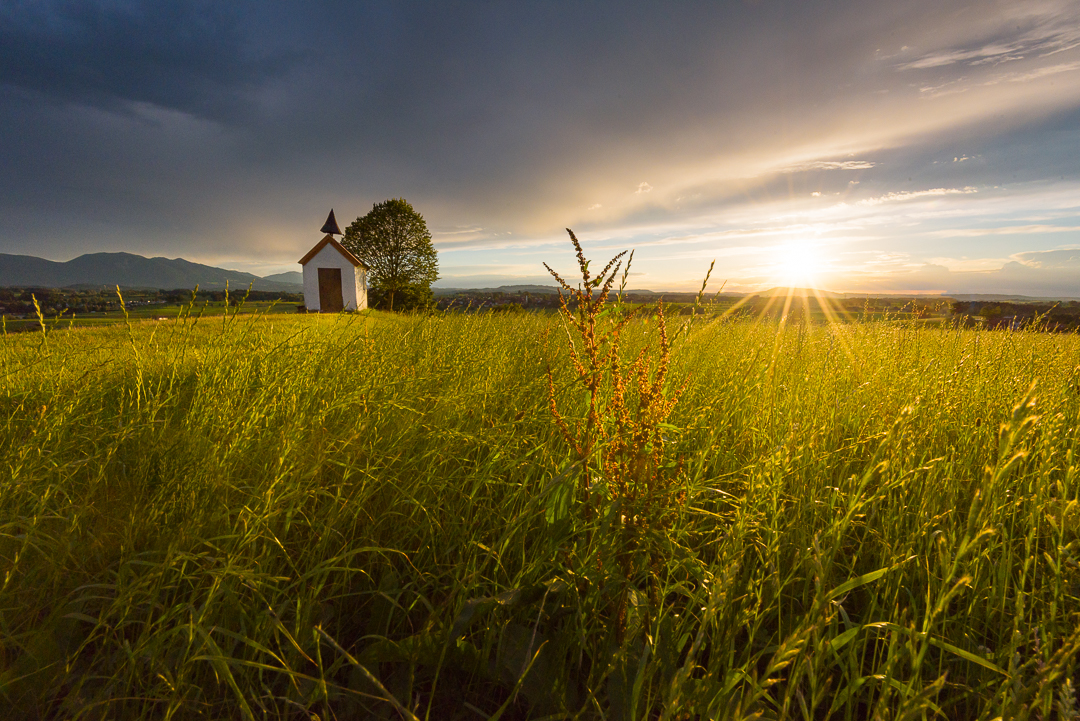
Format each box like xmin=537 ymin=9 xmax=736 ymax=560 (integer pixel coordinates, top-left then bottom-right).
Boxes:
xmin=302 ymin=243 xmax=360 ymax=311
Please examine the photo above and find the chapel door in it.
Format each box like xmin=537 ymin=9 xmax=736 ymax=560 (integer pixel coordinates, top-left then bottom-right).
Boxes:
xmin=318 ymin=268 xmax=344 ymax=312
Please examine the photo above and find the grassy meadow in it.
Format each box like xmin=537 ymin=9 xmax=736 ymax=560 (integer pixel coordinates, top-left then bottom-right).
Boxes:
xmin=2 ymin=288 xmax=1080 ymax=718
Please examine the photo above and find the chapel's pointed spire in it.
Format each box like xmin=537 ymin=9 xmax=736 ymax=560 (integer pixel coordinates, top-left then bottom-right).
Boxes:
xmin=320 ymin=208 xmax=342 ymax=236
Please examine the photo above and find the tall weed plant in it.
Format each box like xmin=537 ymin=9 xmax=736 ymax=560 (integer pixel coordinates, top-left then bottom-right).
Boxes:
xmin=543 ymin=230 xmax=691 ymax=648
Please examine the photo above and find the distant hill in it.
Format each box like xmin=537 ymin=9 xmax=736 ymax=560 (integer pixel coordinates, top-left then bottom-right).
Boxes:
xmin=263 ymin=271 xmax=303 ymax=285
xmin=751 ymin=287 xmax=847 ymax=299
xmin=433 ymin=284 xmax=562 ymax=296
xmin=945 ymin=293 xmax=1080 ymax=302
xmin=431 ymin=284 xmax=727 ymax=296
xmin=0 ymin=252 xmax=302 ymax=291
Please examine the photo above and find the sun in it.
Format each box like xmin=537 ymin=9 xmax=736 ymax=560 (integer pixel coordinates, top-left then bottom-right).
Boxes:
xmin=771 ymin=241 xmax=824 ymax=288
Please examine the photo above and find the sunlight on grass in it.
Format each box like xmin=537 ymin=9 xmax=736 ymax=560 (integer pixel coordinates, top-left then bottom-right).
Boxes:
xmin=1 ymin=291 xmax=1079 ymax=717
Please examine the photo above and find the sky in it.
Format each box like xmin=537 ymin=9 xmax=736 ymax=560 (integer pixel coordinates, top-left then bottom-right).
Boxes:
xmin=2 ymin=1 xmax=1080 ymax=295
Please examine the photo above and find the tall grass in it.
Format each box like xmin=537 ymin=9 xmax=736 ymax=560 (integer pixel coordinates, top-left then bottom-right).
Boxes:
xmin=1 ymin=288 xmax=1079 ymax=718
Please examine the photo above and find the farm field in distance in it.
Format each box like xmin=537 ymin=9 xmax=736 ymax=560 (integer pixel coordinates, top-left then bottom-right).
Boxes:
xmin=2 ymin=304 xmax=1079 ymax=718
xmin=0 ymin=287 xmax=304 ymax=333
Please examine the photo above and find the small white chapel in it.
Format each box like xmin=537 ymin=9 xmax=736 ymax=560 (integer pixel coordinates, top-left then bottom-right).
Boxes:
xmin=298 ymin=209 xmax=368 ymax=312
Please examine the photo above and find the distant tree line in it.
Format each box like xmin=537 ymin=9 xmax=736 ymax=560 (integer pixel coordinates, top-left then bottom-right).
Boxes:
xmin=950 ymin=300 xmax=1080 ymax=331
xmin=434 ymin=289 xmax=751 ymax=314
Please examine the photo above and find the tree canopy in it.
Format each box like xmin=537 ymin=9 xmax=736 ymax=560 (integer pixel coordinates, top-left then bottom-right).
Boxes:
xmin=342 ymin=199 xmax=439 ymax=311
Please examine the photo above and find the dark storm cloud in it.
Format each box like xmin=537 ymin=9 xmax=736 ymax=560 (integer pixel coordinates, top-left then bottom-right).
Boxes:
xmin=9 ymin=0 xmax=874 ymax=248
xmin=0 ymin=1 xmax=301 ymax=121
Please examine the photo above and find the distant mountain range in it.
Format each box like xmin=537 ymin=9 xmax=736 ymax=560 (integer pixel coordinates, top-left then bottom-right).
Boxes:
xmin=0 ymin=252 xmax=303 ymax=291
xmin=432 ymin=284 xmax=563 ymax=295
xmin=262 ymin=271 xmax=303 ymax=285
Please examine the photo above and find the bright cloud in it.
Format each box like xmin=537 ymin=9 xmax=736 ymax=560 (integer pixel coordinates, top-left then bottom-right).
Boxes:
xmin=896 ymin=11 xmax=1080 ymax=71
xmin=1013 ymin=248 xmax=1080 ymax=267
xmin=931 ymin=224 xmax=1080 ymax=237
xmin=858 ymin=188 xmax=979 ymax=206
xmin=784 ymin=160 xmax=877 ymax=172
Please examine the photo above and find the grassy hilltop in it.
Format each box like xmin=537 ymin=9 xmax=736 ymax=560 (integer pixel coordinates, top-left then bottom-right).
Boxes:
xmin=2 ymin=297 xmax=1080 ymax=718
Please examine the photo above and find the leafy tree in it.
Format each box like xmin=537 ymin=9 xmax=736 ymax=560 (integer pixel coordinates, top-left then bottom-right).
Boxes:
xmin=342 ymin=198 xmax=439 ymax=311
